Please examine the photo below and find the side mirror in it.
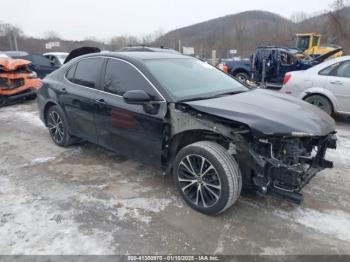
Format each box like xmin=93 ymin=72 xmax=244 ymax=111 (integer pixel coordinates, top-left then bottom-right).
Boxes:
xmin=123 ymin=90 xmax=151 ymax=105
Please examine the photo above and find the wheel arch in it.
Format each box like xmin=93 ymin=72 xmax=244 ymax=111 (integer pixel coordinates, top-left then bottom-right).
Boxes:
xmin=231 ymin=68 xmax=250 ymax=77
xmin=164 ymin=129 xmax=230 ymax=172
xmin=43 ymin=101 xmax=58 ymax=125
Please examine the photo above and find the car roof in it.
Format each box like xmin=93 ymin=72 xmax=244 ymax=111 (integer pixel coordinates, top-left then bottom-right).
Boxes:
xmin=256 ymin=46 xmax=300 ymax=53
xmin=80 ymin=51 xmax=188 ymax=61
xmin=43 ymin=52 xmax=68 ymax=56
xmin=4 ymin=51 xmax=29 ymax=57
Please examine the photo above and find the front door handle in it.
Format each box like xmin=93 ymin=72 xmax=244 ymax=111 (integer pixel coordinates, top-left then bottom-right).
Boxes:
xmin=61 ymin=88 xmax=67 ymax=93
xmin=330 ymin=81 xmax=343 ymax=85
xmin=95 ymin=98 xmax=106 ymax=104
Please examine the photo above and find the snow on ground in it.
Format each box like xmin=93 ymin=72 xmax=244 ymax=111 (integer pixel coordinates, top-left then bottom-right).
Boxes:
xmin=1 ymin=101 xmax=350 ymax=254
xmin=0 ymin=176 xmax=116 ymax=255
xmin=274 ymin=207 xmax=350 ymax=242
xmin=29 ymin=157 xmax=56 ymax=166
xmin=0 ymin=105 xmax=45 ymax=129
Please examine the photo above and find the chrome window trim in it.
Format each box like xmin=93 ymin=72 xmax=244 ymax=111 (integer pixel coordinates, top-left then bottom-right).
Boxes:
xmin=63 ymin=56 xmax=166 ymax=102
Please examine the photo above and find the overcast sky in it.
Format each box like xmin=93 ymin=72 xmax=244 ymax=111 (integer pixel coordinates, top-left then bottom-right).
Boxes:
xmin=2 ymin=0 xmax=336 ymax=41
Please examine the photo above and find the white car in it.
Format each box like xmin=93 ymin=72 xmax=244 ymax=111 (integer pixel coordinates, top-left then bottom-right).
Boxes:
xmin=0 ymin=52 xmax=9 ymax=58
xmin=43 ymin=52 xmax=68 ymax=67
xmin=281 ymin=55 xmax=350 ymax=115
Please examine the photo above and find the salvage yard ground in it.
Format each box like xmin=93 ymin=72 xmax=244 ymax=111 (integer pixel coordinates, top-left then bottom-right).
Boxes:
xmin=0 ymin=100 xmax=350 ymax=255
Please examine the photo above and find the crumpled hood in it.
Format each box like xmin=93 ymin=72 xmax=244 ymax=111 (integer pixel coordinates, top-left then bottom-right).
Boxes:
xmin=184 ymin=89 xmax=336 ymax=136
xmin=0 ymin=58 xmax=31 ymax=71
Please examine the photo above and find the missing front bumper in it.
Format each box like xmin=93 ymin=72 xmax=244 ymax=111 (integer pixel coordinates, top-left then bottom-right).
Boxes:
xmin=250 ymin=133 xmax=337 ymax=204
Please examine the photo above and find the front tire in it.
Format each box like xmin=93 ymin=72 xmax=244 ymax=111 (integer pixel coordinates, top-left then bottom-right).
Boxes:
xmin=46 ymin=105 xmax=76 ymax=147
xmin=234 ymin=72 xmax=249 ymax=83
xmin=173 ymin=141 xmax=242 ymax=215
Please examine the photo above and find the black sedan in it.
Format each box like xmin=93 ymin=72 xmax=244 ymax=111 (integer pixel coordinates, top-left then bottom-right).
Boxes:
xmin=37 ymin=52 xmax=336 ymax=215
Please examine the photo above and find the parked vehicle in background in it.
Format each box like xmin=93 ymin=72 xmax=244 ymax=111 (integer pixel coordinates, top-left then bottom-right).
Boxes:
xmin=37 ymin=51 xmax=336 ymax=215
xmin=295 ymin=33 xmax=343 ymax=58
xmin=0 ymin=56 xmax=41 ymax=107
xmin=0 ymin=52 xmax=9 ymax=58
xmin=281 ymin=55 xmax=350 ymax=116
xmin=119 ymin=46 xmax=181 ymax=54
xmin=4 ymin=51 xmax=29 ymax=57
xmin=218 ymin=58 xmax=251 ymax=83
xmin=6 ymin=53 xmax=59 ymax=79
xmin=219 ymin=46 xmax=342 ymax=89
xmin=43 ymin=52 xmax=69 ymax=67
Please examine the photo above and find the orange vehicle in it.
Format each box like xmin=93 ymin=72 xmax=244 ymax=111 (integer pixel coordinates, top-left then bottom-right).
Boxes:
xmin=0 ymin=57 xmax=41 ymax=107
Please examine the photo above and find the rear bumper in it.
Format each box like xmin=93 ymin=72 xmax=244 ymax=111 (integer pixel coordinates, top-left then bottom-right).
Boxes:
xmin=5 ymin=88 xmax=36 ymax=101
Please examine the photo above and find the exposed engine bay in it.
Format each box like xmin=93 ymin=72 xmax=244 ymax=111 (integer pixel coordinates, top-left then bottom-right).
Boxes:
xmin=249 ymin=135 xmax=336 ymax=203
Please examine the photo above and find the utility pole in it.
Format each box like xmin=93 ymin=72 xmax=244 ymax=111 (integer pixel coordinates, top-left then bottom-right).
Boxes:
xmin=178 ymin=40 xmax=181 ymax=53
xmin=13 ymin=33 xmax=18 ymax=51
xmin=9 ymin=34 xmax=13 ymax=50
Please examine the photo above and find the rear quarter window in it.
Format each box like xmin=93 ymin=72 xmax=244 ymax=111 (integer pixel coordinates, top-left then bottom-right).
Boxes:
xmin=67 ymin=58 xmax=104 ymax=89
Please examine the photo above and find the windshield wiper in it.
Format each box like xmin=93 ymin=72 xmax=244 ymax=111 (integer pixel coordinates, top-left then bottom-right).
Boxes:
xmin=178 ymin=90 xmax=247 ymax=103
xmin=211 ymin=90 xmax=247 ymax=98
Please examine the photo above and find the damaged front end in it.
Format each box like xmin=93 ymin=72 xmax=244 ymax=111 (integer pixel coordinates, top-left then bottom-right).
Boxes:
xmin=170 ymin=103 xmax=337 ymax=205
xmin=0 ymin=58 xmax=41 ymax=105
xmin=248 ymin=134 xmax=337 ymax=204
xmin=180 ymin=89 xmax=338 ymax=204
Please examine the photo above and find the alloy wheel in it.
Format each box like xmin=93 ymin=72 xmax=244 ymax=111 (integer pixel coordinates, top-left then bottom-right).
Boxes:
xmin=47 ymin=111 xmax=64 ymax=144
xmin=177 ymin=154 xmax=221 ymax=208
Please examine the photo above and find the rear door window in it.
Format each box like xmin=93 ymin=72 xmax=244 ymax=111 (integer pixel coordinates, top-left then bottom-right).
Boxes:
xmin=67 ymin=58 xmax=104 ymax=89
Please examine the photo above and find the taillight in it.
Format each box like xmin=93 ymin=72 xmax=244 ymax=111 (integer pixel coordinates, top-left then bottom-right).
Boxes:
xmin=223 ymin=65 xmax=228 ymax=73
xmin=283 ymin=74 xmax=291 ymax=85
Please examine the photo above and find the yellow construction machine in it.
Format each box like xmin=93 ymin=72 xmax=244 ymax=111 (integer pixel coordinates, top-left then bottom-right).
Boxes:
xmin=295 ymin=33 xmax=343 ymax=58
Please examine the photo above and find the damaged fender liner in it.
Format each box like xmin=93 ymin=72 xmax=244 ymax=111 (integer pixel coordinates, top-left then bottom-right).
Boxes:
xmin=166 ymin=103 xmax=337 ymax=204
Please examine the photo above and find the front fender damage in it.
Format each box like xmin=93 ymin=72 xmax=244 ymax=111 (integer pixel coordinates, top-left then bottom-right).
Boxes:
xmin=166 ymin=103 xmax=337 ymax=204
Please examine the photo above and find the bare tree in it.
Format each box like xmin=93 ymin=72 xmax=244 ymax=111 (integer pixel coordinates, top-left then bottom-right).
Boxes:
xmin=328 ymin=0 xmax=350 ymax=47
xmin=43 ymin=30 xmax=61 ymax=40
xmin=290 ymin=12 xmax=309 ymax=23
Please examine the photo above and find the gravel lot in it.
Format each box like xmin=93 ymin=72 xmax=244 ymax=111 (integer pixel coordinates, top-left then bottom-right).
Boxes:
xmin=0 ymin=100 xmax=350 ymax=255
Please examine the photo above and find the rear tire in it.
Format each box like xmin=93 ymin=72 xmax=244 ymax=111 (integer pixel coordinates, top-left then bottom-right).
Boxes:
xmin=304 ymin=94 xmax=333 ymax=115
xmin=46 ymin=105 xmax=77 ymax=147
xmin=173 ymin=141 xmax=242 ymax=215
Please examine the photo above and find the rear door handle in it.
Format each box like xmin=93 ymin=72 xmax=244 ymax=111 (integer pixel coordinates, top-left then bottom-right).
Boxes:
xmin=61 ymin=88 xmax=67 ymax=93
xmin=95 ymin=98 xmax=106 ymax=104
xmin=330 ymin=81 xmax=343 ymax=85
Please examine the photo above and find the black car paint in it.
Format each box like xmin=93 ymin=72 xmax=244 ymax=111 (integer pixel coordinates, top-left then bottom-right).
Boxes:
xmin=37 ymin=51 xmax=336 ymax=203
xmin=184 ymin=89 xmax=335 ymax=137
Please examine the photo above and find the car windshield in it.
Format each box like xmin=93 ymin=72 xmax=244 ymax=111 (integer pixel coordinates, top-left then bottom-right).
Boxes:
xmin=144 ymin=58 xmax=248 ymax=101
xmin=296 ymin=36 xmax=310 ymax=51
